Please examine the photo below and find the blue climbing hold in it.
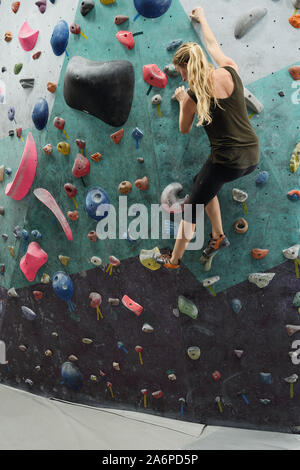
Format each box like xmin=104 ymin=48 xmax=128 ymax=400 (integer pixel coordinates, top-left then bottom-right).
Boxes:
xmin=134 ymin=0 xmax=172 ymax=18
xmin=52 ymin=271 xmax=75 ymax=312
xmin=232 ymin=298 xmax=242 ymax=314
xmin=167 ymin=39 xmax=183 ymax=51
xmin=21 ymin=306 xmax=37 ymax=321
xmin=260 ymin=372 xmax=272 ymax=384
xmin=61 ymin=362 xmax=83 ymax=391
xmin=85 ymin=187 xmax=110 ymax=221
xmin=31 ymin=229 xmax=42 ymax=239
xmin=32 ymin=97 xmax=49 ymax=130
xmin=50 ymin=20 xmax=69 ymax=56
xmin=132 ymin=127 xmax=143 ymax=149
xmin=255 ymin=171 xmax=269 ymax=186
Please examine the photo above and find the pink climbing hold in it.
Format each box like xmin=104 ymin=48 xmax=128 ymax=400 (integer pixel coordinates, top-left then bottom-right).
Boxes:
xmin=18 ymin=21 xmax=39 ymax=51
xmin=116 ymin=31 xmax=135 ymax=50
xmin=20 ymin=242 xmax=48 ymax=282
xmin=121 ymin=295 xmax=143 ymax=317
xmin=143 ymin=64 xmax=168 ymax=88
xmin=5 ymin=132 xmax=37 ymax=201
xmin=72 ymin=154 xmax=90 ymax=178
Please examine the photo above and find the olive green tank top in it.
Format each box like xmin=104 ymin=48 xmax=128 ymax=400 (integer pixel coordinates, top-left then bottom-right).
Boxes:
xmin=187 ymin=66 xmax=260 ymax=169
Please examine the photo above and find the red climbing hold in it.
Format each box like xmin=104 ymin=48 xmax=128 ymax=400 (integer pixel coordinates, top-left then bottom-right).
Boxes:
xmin=251 ymin=248 xmax=269 ymax=260
xmin=72 ymin=154 xmax=90 ymax=178
xmin=116 ymin=31 xmax=135 ymax=50
xmin=289 ymin=65 xmax=300 ymax=81
xmin=143 ymin=64 xmax=168 ymax=88
xmin=121 ymin=295 xmax=143 ymax=317
xmin=135 ymin=176 xmax=149 ymax=191
xmin=212 ymin=370 xmax=221 ymax=381
xmin=12 ymin=2 xmax=20 ymax=13
xmin=33 ymin=290 xmax=43 ymax=300
xmin=110 ymin=128 xmax=124 ymax=144
xmin=70 ymin=23 xmax=81 ymax=35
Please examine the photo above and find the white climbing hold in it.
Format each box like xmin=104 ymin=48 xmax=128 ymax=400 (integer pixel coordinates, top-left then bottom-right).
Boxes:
xmin=292 ymin=0 xmax=300 ymax=8
xmin=244 ymin=87 xmax=264 ymax=114
xmin=248 ymin=272 xmax=275 ymax=288
xmin=152 ymin=94 xmax=162 ymax=105
xmin=91 ymin=256 xmax=102 ymax=266
xmin=284 ymin=374 xmax=298 ymax=384
xmin=41 ymin=273 xmax=50 ymax=284
xmin=234 ymin=7 xmax=268 ymax=39
xmin=142 ymin=323 xmax=154 ymax=333
xmin=187 ymin=346 xmax=201 ymax=360
xmin=202 ymin=276 xmax=220 ymax=287
xmin=232 ymin=188 xmax=248 ymax=203
xmin=234 ymin=349 xmax=244 ymax=358
xmin=7 ymin=287 xmax=19 ymax=297
xmin=282 ymin=244 xmax=300 ymax=260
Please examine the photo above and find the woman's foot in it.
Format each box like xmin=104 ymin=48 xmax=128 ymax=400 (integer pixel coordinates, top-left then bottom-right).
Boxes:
xmin=201 ymin=233 xmax=230 ymax=259
xmin=154 ymin=253 xmax=181 ymax=269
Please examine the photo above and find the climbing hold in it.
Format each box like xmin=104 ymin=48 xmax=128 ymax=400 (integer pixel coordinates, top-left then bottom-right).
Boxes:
xmin=19 ymin=78 xmax=34 ymax=89
xmin=161 ymin=182 xmax=189 ymax=214
xmin=290 ymin=142 xmax=300 ymax=173
xmin=106 ymin=382 xmax=114 ymax=398
xmin=135 ymin=176 xmax=148 ymax=190
xmin=173 ymin=308 xmax=180 ymax=318
xmin=20 ymin=242 xmax=48 ymax=282
xmin=260 ymin=372 xmax=272 ymax=384
xmin=212 ymin=371 xmax=221 ymax=381
xmin=90 ymin=375 xmax=98 ymax=382
xmin=68 ymin=355 xmax=78 ymax=362
xmin=33 ymin=51 xmax=42 ymax=60
xmin=87 ymin=231 xmax=98 ymax=242
xmin=61 ymin=362 xmax=83 ymax=391
xmin=234 ymin=349 xmax=244 ymax=358
xmin=164 ymin=64 xmax=180 ymax=77
xmin=72 ymin=154 xmax=90 ymax=178
xmin=58 ymin=255 xmax=70 ymax=266
xmin=232 ymin=188 xmax=248 ymax=203
xmin=16 ymin=128 xmax=22 ymax=139
xmin=57 ymin=142 xmax=70 ymax=155
xmin=4 ymin=31 xmax=13 ymax=42
xmin=135 ymin=346 xmax=143 ymax=365
xmin=43 ymin=144 xmax=53 ymax=155
xmin=289 ymin=14 xmax=300 ymax=29
xmin=13 ymin=226 xmax=22 ymax=239
xmin=64 ymin=183 xmax=78 ymax=208
xmin=118 ymin=341 xmax=128 ymax=354
xmin=45 ymin=349 xmax=53 ymax=357
xmin=251 ymin=248 xmax=269 ymax=260
xmin=64 ymin=56 xmax=134 ymax=127
xmin=116 ymin=31 xmax=135 ymax=50
xmin=293 ymin=0 xmax=300 ymax=8
xmin=286 ymin=325 xmax=300 ymax=336
xmin=34 ymin=188 xmax=73 ymax=241
xmin=0 ymin=166 xmax=4 ymax=182
xmin=283 ymin=244 xmax=300 ymax=260
xmin=244 ymin=88 xmax=264 ymax=114
xmin=248 ymin=272 xmax=275 ymax=288
xmin=67 ymin=210 xmax=79 ymax=221
xmin=70 ymin=23 xmax=81 ymax=35
xmin=234 ymin=218 xmax=248 ymax=234
xmin=53 ymin=116 xmax=65 ymax=131
xmin=118 ymin=181 xmax=132 ymax=194
xmin=8 ymin=245 xmax=14 ymax=257
xmin=12 ymin=2 xmax=20 ymax=13
xmin=108 ymin=298 xmax=120 ymax=306
xmin=139 ymin=247 xmax=161 ymax=271
xmin=5 ymin=132 xmax=37 ymax=201
xmin=14 ymin=63 xmax=23 ymax=75
xmin=293 ymin=293 xmax=300 ymax=308
xmin=52 ymin=271 xmax=75 ymax=312
xmin=85 ymin=187 xmax=110 ymax=221
xmin=287 ymin=190 xmax=300 ymax=201
xmin=89 ymin=292 xmax=103 ymax=320
xmin=47 ymin=82 xmax=57 ymax=93
xmin=19 ymin=344 xmax=28 ymax=352
xmin=167 ymin=370 xmax=176 ymax=381
xmin=232 ymin=298 xmax=242 ymax=314
xmin=284 ymin=374 xmax=298 ymax=399
xmin=8 ymin=107 xmax=15 ymax=121
xmin=167 ymin=39 xmax=183 ymax=51
xmin=25 ymin=379 xmax=33 ymax=386
xmin=142 ymin=323 xmax=153 ymax=333
xmin=289 ymin=66 xmax=300 ymax=81
xmin=80 ymin=0 xmax=94 ymax=16
xmin=100 ymin=0 xmax=115 ymax=4
xmin=2 ymin=234 xmax=8 ymax=241
xmin=203 ymin=276 xmax=220 ymax=296
xmin=141 ymin=389 xmax=148 ymax=408
xmin=90 ymin=152 xmax=101 ymax=162
xmin=143 ymin=64 xmax=168 ymax=89
xmin=134 ymin=0 xmax=172 ymax=18
xmin=234 ymin=7 xmax=268 ymax=39
xmin=18 ymin=21 xmax=39 ymax=51
xmin=5 ymin=168 xmax=12 ymax=176
xmin=82 ymin=338 xmax=93 ymax=345
xmin=113 ymin=362 xmax=120 ymax=371
xmin=41 ymin=273 xmax=51 ymax=284
xmin=132 ymin=127 xmax=143 ymax=149
xmin=110 ymin=128 xmax=124 ymax=144
xmin=75 ymin=139 xmax=85 ymax=152
xmin=32 ymin=98 xmax=49 ymax=130
xmin=35 ymin=0 xmax=47 ymax=13
xmin=178 ymin=295 xmax=198 ymax=319
xmin=137 ymin=157 xmax=144 ymax=163
xmin=91 ymin=256 xmax=102 ymax=266
xmin=0 ymin=207 xmax=4 ymax=216
xmin=187 ymin=346 xmax=201 ymax=360
xmin=33 ymin=291 xmax=43 ymax=300
xmin=114 ymin=15 xmax=129 ymax=25
xmin=237 ymin=390 xmax=249 ymax=405
xmin=106 ymin=256 xmax=120 ymax=275
xmin=255 ymin=171 xmax=269 ymax=186
xmin=50 ymin=20 xmax=69 ymax=56
xmin=7 ymin=287 xmax=19 ymax=297
xmin=152 ymin=390 xmax=163 ymax=399
xmin=21 ymin=306 xmax=37 ymax=321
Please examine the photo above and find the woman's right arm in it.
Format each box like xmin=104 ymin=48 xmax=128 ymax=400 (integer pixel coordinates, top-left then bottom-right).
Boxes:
xmin=190 ymin=7 xmax=238 ymax=72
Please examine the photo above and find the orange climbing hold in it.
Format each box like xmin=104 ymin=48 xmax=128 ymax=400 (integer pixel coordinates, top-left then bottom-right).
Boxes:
xmin=289 ymin=14 xmax=300 ymax=28
xmin=135 ymin=176 xmax=149 ymax=191
xmin=289 ymin=66 xmax=300 ymax=81
xmin=12 ymin=2 xmax=20 ymax=14
xmin=90 ymin=152 xmax=101 ymax=162
xmin=251 ymin=248 xmax=269 ymax=260
xmin=110 ymin=128 xmax=124 ymax=144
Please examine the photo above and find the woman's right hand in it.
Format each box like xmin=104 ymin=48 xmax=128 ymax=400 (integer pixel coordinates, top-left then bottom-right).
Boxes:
xmin=189 ymin=7 xmax=205 ymax=23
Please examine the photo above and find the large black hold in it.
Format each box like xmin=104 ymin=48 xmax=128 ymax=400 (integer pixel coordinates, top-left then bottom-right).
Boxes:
xmin=80 ymin=0 xmax=95 ymax=16
xmin=63 ymin=56 xmax=135 ymax=127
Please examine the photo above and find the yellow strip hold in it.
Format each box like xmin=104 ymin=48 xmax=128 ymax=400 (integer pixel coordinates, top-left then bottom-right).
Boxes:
xmin=207 ymin=286 xmax=216 ymax=297
xmin=72 ymin=197 xmax=78 ymax=209
xmin=139 ymin=352 xmax=143 ymax=365
xmin=80 ymin=31 xmax=88 ymax=39
xmin=248 ymin=112 xmax=255 ymax=119
xmin=290 ymin=383 xmax=294 ymax=399
xmin=217 ymin=401 xmax=223 ymax=413
xmin=295 ymin=259 xmax=300 ymax=279
xmin=100 ymin=0 xmax=115 ymax=4
xmin=62 ymin=129 xmax=69 ymax=140
xmin=242 ymin=201 xmax=248 ymax=215
xmin=157 ymin=104 xmax=162 ymax=118
xmin=97 ymin=306 xmax=103 ymax=320
xmin=144 ymin=395 xmax=147 ymax=408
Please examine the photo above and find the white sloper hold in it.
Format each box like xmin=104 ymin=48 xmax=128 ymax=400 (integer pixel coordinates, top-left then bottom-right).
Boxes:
xmin=202 ymin=276 xmax=220 ymax=287
xmin=232 ymin=188 xmax=248 ymax=203
xmin=244 ymin=87 xmax=264 ymax=114
xmin=234 ymin=7 xmax=268 ymax=39
xmin=248 ymin=272 xmax=275 ymax=288
xmin=282 ymin=244 xmax=300 ymax=260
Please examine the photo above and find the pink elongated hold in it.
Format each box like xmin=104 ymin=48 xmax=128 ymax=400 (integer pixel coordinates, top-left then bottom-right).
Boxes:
xmin=121 ymin=295 xmax=143 ymax=317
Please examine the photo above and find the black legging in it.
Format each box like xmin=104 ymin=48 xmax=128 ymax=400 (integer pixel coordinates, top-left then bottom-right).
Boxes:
xmin=183 ymin=157 xmax=257 ymax=223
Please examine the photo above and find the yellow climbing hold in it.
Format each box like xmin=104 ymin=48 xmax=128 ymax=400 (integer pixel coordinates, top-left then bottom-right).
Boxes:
xmin=290 ymin=141 xmax=300 ymax=173
xmin=100 ymin=0 xmax=115 ymax=4
xmin=139 ymin=247 xmax=161 ymax=271
xmin=57 ymin=142 xmax=70 ymax=155
xmin=8 ymin=246 xmax=15 ymax=257
xmin=58 ymin=255 xmax=70 ymax=266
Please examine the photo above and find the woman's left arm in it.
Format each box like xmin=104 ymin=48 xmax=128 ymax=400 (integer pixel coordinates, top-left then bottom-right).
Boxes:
xmin=175 ymin=86 xmax=196 ymax=134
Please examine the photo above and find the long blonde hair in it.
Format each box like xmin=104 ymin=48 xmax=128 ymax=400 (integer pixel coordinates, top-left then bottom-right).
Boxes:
xmin=172 ymin=42 xmax=223 ymax=127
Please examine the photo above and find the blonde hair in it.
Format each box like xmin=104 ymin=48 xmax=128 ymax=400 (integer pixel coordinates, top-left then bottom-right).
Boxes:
xmin=172 ymin=42 xmax=223 ymax=127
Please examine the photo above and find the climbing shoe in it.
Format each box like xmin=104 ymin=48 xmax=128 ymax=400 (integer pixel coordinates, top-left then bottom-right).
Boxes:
xmin=201 ymin=233 xmax=230 ymax=260
xmin=153 ymin=252 xmax=181 ymax=270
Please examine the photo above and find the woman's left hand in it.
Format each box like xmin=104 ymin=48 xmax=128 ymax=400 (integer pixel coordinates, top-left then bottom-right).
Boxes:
xmin=174 ymin=86 xmax=187 ymax=102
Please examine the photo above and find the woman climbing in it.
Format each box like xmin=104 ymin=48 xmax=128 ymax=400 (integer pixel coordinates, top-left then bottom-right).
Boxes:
xmin=155 ymin=6 xmax=260 ymax=269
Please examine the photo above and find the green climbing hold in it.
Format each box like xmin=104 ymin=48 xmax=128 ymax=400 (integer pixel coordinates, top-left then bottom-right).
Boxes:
xmin=14 ymin=63 xmax=23 ymax=75
xmin=293 ymin=292 xmax=300 ymax=308
xmin=178 ymin=295 xmax=198 ymax=319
